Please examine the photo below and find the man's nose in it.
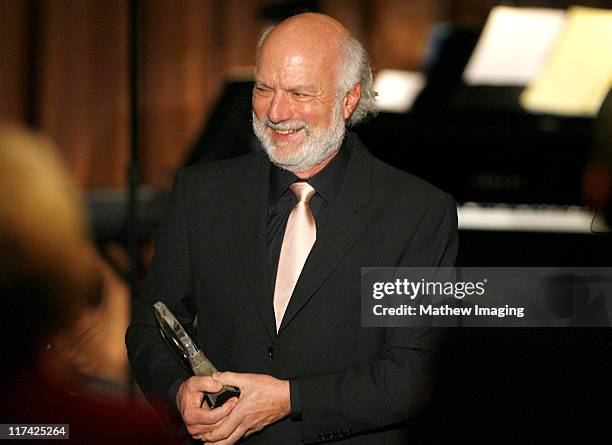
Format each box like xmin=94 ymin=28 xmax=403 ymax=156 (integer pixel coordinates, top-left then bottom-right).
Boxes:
xmin=268 ymin=93 xmax=292 ymax=123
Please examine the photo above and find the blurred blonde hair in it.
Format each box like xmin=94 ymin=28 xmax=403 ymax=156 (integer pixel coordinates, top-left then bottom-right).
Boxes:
xmin=0 ymin=123 xmax=101 ymax=366
xmin=0 ymin=124 xmax=87 ymax=248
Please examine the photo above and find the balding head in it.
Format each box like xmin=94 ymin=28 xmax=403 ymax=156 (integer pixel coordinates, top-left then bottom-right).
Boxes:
xmin=255 ymin=13 xmax=376 ymax=127
xmin=259 ymin=13 xmax=349 ymax=66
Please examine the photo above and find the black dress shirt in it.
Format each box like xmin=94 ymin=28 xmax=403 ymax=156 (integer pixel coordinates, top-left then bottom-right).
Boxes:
xmin=267 ymin=142 xmax=351 ymax=291
xmin=267 ymin=141 xmax=351 ymax=421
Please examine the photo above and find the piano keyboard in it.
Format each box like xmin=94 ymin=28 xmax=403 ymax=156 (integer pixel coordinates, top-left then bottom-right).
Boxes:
xmin=457 ymin=203 xmax=609 ymax=234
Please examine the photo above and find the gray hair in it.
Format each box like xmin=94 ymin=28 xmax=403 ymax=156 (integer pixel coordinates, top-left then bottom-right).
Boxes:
xmin=255 ymin=25 xmax=377 ymax=127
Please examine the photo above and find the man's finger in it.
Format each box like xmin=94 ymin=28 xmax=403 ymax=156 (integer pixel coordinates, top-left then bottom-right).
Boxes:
xmin=179 ymin=376 xmax=222 ymax=411
xmin=212 ymin=371 xmax=243 ymax=388
xmin=187 ymin=415 xmax=227 ymax=438
xmin=189 ymin=375 xmax=225 ymax=394
xmin=208 ymin=424 xmax=247 ymax=445
xmin=188 ymin=397 xmax=238 ymax=427
xmin=201 ymin=408 xmax=242 ymax=443
xmin=182 ymin=386 xmax=204 ymax=409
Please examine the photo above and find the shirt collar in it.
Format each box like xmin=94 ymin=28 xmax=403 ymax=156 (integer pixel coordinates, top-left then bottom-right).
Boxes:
xmin=269 ymin=136 xmax=351 ymax=206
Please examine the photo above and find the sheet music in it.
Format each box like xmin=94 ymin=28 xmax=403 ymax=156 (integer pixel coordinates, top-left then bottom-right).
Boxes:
xmin=520 ymin=6 xmax=612 ymax=117
xmin=463 ymin=6 xmax=566 ymax=86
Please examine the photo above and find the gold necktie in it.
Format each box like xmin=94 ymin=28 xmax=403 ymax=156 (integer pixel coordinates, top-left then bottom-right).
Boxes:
xmin=273 ymin=182 xmax=317 ymax=332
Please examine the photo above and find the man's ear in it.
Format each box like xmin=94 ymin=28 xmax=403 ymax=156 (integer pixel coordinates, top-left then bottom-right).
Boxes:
xmin=342 ymin=83 xmax=361 ymax=120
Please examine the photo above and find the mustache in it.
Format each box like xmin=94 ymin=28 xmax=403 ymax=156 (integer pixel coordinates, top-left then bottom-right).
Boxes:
xmin=262 ymin=117 xmax=309 ymax=132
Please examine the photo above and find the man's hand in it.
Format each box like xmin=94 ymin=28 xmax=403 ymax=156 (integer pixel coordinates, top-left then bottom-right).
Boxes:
xmin=176 ymin=376 xmax=238 ymax=441
xmin=201 ymin=372 xmax=290 ymax=444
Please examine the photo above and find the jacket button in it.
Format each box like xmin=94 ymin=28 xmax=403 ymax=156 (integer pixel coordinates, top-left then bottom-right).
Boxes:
xmin=267 ymin=346 xmax=274 ymax=358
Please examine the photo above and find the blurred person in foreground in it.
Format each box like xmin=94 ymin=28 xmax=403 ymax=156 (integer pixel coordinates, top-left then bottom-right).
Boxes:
xmin=127 ymin=12 xmax=457 ymax=445
xmin=0 ymin=123 xmax=174 ymax=444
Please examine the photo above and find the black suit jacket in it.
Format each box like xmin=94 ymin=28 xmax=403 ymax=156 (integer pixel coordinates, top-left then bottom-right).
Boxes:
xmin=126 ymin=133 xmax=458 ymax=444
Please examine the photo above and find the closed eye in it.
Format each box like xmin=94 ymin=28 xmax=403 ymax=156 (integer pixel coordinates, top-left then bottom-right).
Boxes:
xmin=254 ymin=86 xmax=272 ymax=95
xmin=292 ymin=92 xmax=312 ymax=100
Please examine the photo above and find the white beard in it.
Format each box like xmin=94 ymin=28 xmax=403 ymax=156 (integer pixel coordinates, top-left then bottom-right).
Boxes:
xmin=252 ymin=100 xmax=346 ymax=172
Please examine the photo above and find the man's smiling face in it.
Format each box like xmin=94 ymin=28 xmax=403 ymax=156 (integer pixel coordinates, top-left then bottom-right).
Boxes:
xmin=252 ymin=17 xmax=352 ymax=173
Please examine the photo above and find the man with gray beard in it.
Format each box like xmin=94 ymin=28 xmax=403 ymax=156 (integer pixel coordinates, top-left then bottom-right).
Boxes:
xmin=127 ymin=12 xmax=458 ymax=445
xmin=252 ymin=98 xmax=346 ymax=173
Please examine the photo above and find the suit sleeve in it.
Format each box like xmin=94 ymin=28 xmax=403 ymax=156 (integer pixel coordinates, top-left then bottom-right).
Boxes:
xmin=294 ymin=193 xmax=458 ymax=443
xmin=125 ymin=168 xmax=194 ymax=415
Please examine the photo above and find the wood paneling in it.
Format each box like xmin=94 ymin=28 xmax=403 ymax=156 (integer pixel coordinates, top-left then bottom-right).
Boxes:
xmin=37 ymin=0 xmax=129 ymax=187
xmin=0 ymin=0 xmax=30 ymax=122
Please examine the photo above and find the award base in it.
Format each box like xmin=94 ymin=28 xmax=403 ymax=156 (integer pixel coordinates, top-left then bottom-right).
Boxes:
xmin=206 ymin=386 xmax=241 ymax=408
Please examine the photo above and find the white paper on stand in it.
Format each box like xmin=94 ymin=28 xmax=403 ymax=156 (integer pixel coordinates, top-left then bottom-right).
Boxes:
xmin=463 ymin=6 xmax=566 ymax=86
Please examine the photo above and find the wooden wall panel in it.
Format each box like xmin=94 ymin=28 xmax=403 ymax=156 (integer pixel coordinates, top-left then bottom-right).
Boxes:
xmin=220 ymin=0 xmax=268 ymax=73
xmin=0 ymin=0 xmax=30 ymax=122
xmin=369 ymin=0 xmax=444 ymax=71
xmin=37 ymin=0 xmax=129 ymax=187
xmin=320 ymin=0 xmax=370 ymax=43
xmin=139 ymin=0 xmax=222 ymax=187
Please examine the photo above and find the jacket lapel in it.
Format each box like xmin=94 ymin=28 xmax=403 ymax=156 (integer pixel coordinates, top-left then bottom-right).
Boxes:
xmin=230 ymin=152 xmax=277 ymax=341
xmin=278 ymin=135 xmax=373 ymax=333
